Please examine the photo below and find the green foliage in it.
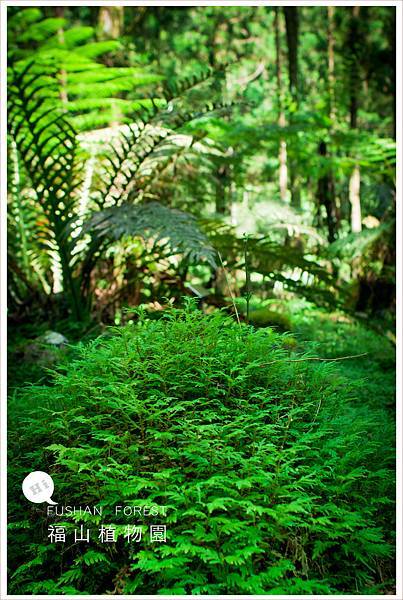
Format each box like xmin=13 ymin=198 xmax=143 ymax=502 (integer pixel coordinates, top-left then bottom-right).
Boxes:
xmin=203 ymin=219 xmax=340 ymax=309
xmin=7 ymin=61 xmax=223 ymax=318
xmin=7 ymin=6 xmax=396 ymax=322
xmin=8 ymin=306 xmax=394 ymax=594
xmin=8 ymin=60 xmax=84 ymax=317
xmin=6 ymin=6 xmax=396 ymax=596
xmin=7 ymin=7 xmax=162 ymax=131
xmin=289 ymin=301 xmax=395 ymax=408
xmin=327 ymin=219 xmax=395 ymax=315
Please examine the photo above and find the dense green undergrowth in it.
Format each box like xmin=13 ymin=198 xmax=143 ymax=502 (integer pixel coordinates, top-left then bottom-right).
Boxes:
xmin=8 ymin=306 xmax=395 ymax=594
xmin=236 ymin=297 xmax=395 ymax=408
xmin=291 ymin=303 xmax=396 ymax=410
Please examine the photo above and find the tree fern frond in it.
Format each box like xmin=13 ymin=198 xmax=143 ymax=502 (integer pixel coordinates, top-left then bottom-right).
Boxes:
xmin=199 ymin=217 xmax=339 ymax=308
xmin=8 ymin=61 xmax=86 ymax=317
xmin=163 ymin=66 xmax=214 ymax=102
xmin=8 ymin=10 xmax=163 ymax=132
xmin=17 ymin=17 xmax=66 ymax=44
xmin=84 ymin=202 xmax=217 ymax=267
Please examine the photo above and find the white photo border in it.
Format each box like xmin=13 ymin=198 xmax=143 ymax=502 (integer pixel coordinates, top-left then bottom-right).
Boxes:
xmin=1 ymin=1 xmax=401 ymax=599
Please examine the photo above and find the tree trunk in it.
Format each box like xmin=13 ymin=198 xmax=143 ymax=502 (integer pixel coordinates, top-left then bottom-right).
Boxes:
xmin=348 ymin=6 xmax=360 ymax=129
xmin=318 ymin=141 xmax=337 ymax=242
xmin=317 ymin=5 xmax=338 ymax=241
xmin=208 ymin=18 xmax=220 ymax=68
xmin=349 ymin=164 xmax=362 ymax=233
xmin=275 ymin=8 xmax=288 ymax=202
xmin=98 ymin=6 xmax=124 ymax=39
xmin=347 ymin=5 xmax=362 ymax=233
xmin=283 ymin=7 xmax=299 ymax=99
xmin=212 ymin=15 xmax=230 ymax=214
xmin=327 ymin=6 xmax=336 ymax=122
xmin=283 ymin=7 xmax=300 ymax=208
xmin=98 ymin=7 xmax=124 ymax=125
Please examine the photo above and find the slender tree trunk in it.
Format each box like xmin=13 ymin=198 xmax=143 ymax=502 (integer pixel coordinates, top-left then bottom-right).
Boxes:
xmin=283 ymin=6 xmax=300 ymax=208
xmin=317 ymin=5 xmax=338 ymax=242
xmin=349 ymin=164 xmax=362 ymax=233
xmin=211 ymin=15 xmax=231 ymax=215
xmin=275 ymin=7 xmax=288 ymax=202
xmin=348 ymin=6 xmax=360 ymax=130
xmin=208 ymin=18 xmax=219 ymax=68
xmin=283 ymin=7 xmax=299 ymax=99
xmin=327 ymin=6 xmax=336 ymax=122
xmin=348 ymin=5 xmax=362 ymax=233
xmin=317 ymin=141 xmax=337 ymax=242
xmin=98 ymin=7 xmax=124 ymax=125
xmin=98 ymin=6 xmax=124 ymax=39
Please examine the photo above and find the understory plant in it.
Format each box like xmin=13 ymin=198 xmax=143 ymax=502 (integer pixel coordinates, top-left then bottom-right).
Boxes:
xmin=8 ymin=304 xmax=395 ymax=595
xmin=7 ymin=59 xmax=224 ymax=320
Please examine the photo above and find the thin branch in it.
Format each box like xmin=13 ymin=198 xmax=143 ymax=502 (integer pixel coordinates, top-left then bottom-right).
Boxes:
xmin=234 ymin=61 xmax=265 ymax=88
xmin=217 ymin=250 xmax=241 ymax=328
xmin=260 ymin=352 xmax=368 ymax=367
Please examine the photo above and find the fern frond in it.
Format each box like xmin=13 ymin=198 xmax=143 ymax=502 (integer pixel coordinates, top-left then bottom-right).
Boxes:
xmin=84 ymin=202 xmax=217 ymax=267
xmin=200 ymin=218 xmax=339 ymax=308
xmin=8 ymin=60 xmax=86 ymax=317
xmin=8 ymin=9 xmax=163 ymax=132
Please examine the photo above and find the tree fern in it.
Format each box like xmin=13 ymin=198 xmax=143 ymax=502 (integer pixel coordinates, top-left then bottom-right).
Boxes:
xmin=8 ymin=61 xmax=223 ymax=317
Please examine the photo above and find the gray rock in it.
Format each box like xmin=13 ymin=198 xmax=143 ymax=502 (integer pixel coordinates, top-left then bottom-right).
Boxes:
xmin=23 ymin=331 xmax=69 ymax=366
xmin=40 ymin=331 xmax=68 ymax=347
